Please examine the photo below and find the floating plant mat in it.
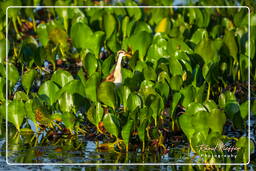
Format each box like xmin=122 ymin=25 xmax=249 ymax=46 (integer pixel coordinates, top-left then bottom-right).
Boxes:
xmin=0 ymin=0 xmax=255 ymax=167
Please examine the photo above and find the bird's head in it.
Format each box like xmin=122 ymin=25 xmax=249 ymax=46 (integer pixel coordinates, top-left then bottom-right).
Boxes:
xmin=116 ymin=50 xmax=132 ymax=60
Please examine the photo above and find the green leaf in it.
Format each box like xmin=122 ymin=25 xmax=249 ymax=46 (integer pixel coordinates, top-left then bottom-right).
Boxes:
xmin=134 ymin=21 xmax=152 ymax=35
xmin=85 ymin=73 xmax=100 ymax=102
xmin=167 ymin=38 xmax=193 ymax=55
xmin=0 ymin=39 xmax=6 ymax=63
xmin=58 ymin=92 xmax=74 ymax=112
xmin=127 ymin=93 xmax=141 ymax=112
xmin=169 ymin=57 xmax=183 ymax=76
xmin=121 ymin=120 xmax=134 ymax=147
xmin=56 ymin=80 xmax=85 ymax=100
xmin=223 ymin=30 xmax=238 ymax=61
xmin=179 ymin=113 xmax=194 ymax=140
xmin=62 ymin=112 xmax=76 ymax=133
xmin=203 ymin=100 xmax=217 ymax=113
xmin=8 ymin=100 xmax=26 ymax=131
xmin=48 ymin=28 xmax=68 ymax=47
xmin=104 ymin=13 xmax=116 ymax=39
xmin=155 ymin=18 xmax=170 ymax=33
xmin=128 ymin=31 xmax=152 ymax=61
xmin=138 ymin=120 xmax=147 ymax=143
xmin=186 ymin=102 xmax=207 ymax=115
xmin=121 ymin=16 xmax=129 ymax=38
xmin=103 ymin=113 xmax=119 ymax=137
xmin=25 ymin=99 xmax=36 ymax=125
xmin=55 ymin=0 xmax=69 ymax=31
xmin=155 ymin=80 xmax=169 ymax=101
xmin=195 ymin=38 xmax=217 ymax=64
xmin=51 ymin=70 xmax=73 ymax=88
xmin=86 ymin=102 xmax=103 ymax=127
xmin=170 ymin=75 xmax=183 ymax=91
xmin=0 ymin=77 xmax=5 ymax=101
xmin=126 ymin=1 xmax=141 ymax=21
xmin=224 ymin=102 xmax=240 ymax=120
xmin=37 ymin=24 xmax=49 ymax=46
xmin=13 ymin=91 xmax=29 ymax=101
xmin=208 ymin=109 xmax=226 ymax=134
xmin=170 ymin=92 xmax=181 ymax=118
xmin=71 ymin=22 xmax=93 ymax=49
xmin=117 ymin=85 xmax=131 ymax=112
xmin=240 ymin=101 xmax=248 ymax=119
xmin=83 ymin=53 xmax=98 ymax=77
xmin=97 ymin=81 xmax=116 ymax=109
xmin=190 ymin=29 xmax=207 ymax=44
xmin=8 ymin=64 xmax=19 ymax=90
xmin=22 ymin=69 xmax=37 ymax=94
xmin=143 ymin=65 xmax=156 ymax=81
xmin=150 ymin=95 xmax=164 ymax=126
xmin=38 ymin=80 xmax=60 ymax=105
xmin=192 ymin=111 xmax=209 ymax=139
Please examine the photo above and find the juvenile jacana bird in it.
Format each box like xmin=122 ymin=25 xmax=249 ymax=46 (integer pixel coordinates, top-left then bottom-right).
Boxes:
xmin=104 ymin=50 xmax=132 ymax=85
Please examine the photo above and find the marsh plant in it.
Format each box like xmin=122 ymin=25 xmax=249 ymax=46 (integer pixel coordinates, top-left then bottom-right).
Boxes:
xmin=0 ymin=0 xmax=255 ymax=165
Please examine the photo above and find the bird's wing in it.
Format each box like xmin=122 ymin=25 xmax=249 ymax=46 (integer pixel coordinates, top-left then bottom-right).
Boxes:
xmin=104 ymin=69 xmax=115 ymax=82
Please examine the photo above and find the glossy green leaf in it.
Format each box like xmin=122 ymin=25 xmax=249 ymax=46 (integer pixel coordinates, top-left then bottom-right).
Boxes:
xmin=195 ymin=38 xmax=217 ymax=64
xmin=83 ymin=53 xmax=98 ymax=77
xmin=208 ymin=109 xmax=226 ymax=134
xmin=179 ymin=113 xmax=194 ymax=140
xmin=97 ymin=81 xmax=116 ymax=109
xmin=203 ymin=100 xmax=217 ymax=113
xmin=48 ymin=28 xmax=68 ymax=47
xmin=8 ymin=100 xmax=26 ymax=131
xmin=143 ymin=65 xmax=156 ymax=81
xmin=155 ymin=18 xmax=170 ymax=33
xmin=128 ymin=31 xmax=152 ymax=61
xmin=103 ymin=113 xmax=119 ymax=137
xmin=0 ymin=77 xmax=5 ymax=101
xmin=51 ymin=69 xmax=73 ymax=88
xmin=62 ymin=112 xmax=76 ymax=133
xmin=85 ymin=73 xmax=100 ymax=102
xmin=121 ymin=120 xmax=134 ymax=147
xmin=170 ymin=75 xmax=183 ymax=91
xmin=37 ymin=24 xmax=48 ymax=46
xmin=8 ymin=64 xmax=19 ymax=90
xmin=38 ymin=80 xmax=60 ymax=105
xmin=169 ymin=57 xmax=183 ymax=76
xmin=240 ymin=101 xmax=248 ymax=119
xmin=127 ymin=93 xmax=141 ymax=112
xmin=192 ymin=111 xmax=209 ymax=139
xmin=223 ymin=30 xmax=238 ymax=61
xmin=150 ymin=95 xmax=164 ymax=126
xmin=71 ymin=22 xmax=93 ymax=49
xmin=170 ymin=92 xmax=182 ymax=118
xmin=0 ymin=39 xmax=6 ymax=63
xmin=22 ymin=69 xmax=37 ymax=94
xmin=167 ymin=38 xmax=193 ymax=55
xmin=117 ymin=85 xmax=131 ymax=112
xmin=104 ymin=13 xmax=116 ymax=39
xmin=13 ymin=91 xmax=29 ymax=101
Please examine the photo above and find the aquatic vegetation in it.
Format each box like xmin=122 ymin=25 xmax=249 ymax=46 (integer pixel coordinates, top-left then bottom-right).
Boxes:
xmin=0 ymin=0 xmax=255 ymax=165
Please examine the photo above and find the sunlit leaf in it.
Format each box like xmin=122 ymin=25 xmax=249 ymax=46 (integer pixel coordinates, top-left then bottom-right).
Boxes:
xmin=103 ymin=113 xmax=119 ymax=137
xmin=38 ymin=80 xmax=60 ymax=105
xmin=97 ymin=81 xmax=116 ymax=109
xmin=22 ymin=69 xmax=37 ymax=94
xmin=8 ymin=100 xmax=25 ymax=131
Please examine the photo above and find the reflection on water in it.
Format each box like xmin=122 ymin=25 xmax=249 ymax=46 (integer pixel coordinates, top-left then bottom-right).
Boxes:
xmin=5 ymin=133 xmax=191 ymax=164
xmin=0 ymin=114 xmax=255 ymax=170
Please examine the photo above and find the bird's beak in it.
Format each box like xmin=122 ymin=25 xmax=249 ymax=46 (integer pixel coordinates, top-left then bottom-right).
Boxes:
xmin=124 ymin=52 xmax=132 ymax=59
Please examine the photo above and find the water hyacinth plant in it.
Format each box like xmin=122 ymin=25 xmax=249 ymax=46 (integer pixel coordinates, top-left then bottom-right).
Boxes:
xmin=0 ymin=0 xmax=255 ymax=166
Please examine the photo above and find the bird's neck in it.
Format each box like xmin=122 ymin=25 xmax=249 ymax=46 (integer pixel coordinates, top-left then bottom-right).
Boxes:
xmin=113 ymin=54 xmax=123 ymax=84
